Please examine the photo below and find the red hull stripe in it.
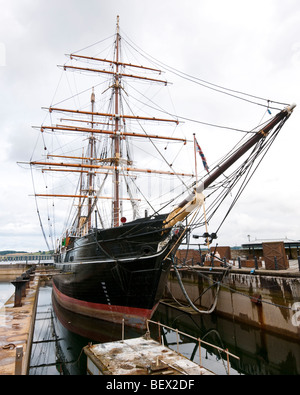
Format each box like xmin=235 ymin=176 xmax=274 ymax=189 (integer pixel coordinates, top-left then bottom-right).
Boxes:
xmin=52 ymin=282 xmax=155 ymax=319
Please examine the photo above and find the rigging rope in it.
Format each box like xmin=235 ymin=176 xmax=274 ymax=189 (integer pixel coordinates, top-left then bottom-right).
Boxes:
xmin=125 ymin=80 xmax=252 ymax=133
xmin=71 ymin=34 xmax=116 ymax=55
xmin=30 ymin=167 xmax=51 ymax=251
xmin=188 ymin=115 xmax=289 ymax=237
xmin=121 ymin=33 xmax=289 ymax=110
xmin=214 ymin=117 xmax=287 ymax=234
xmin=120 ymin=93 xmax=193 ymax=194
xmin=30 ymin=27 xmax=293 ymax=249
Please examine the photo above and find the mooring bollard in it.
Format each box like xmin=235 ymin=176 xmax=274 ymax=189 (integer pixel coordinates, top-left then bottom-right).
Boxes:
xmin=20 ymin=275 xmax=29 ymax=296
xmin=15 ymin=345 xmax=23 ymax=375
xmin=11 ymin=277 xmax=28 ymax=307
xmin=21 ymin=273 xmax=30 ymax=289
xmin=28 ymin=266 xmax=36 ymax=282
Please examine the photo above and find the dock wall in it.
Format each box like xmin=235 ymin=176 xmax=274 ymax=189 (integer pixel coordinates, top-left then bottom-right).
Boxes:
xmin=165 ymin=267 xmax=300 ymax=340
xmin=0 ymin=264 xmax=30 ymax=281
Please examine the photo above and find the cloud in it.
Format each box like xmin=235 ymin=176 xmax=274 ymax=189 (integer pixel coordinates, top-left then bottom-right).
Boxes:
xmin=0 ymin=0 xmax=299 ymax=252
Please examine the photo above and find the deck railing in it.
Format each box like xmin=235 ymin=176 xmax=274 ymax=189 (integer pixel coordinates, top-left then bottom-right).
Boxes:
xmin=146 ymin=319 xmax=240 ymax=375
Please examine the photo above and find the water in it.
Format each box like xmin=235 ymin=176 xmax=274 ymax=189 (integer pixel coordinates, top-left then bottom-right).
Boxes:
xmin=0 ymin=282 xmax=14 ymax=308
xmin=29 ymin=286 xmax=143 ymax=375
xmin=155 ymin=303 xmax=300 ymax=375
xmin=28 ymin=284 xmax=300 ymax=375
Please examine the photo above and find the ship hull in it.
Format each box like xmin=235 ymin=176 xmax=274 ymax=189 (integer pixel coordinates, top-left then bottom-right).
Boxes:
xmin=53 ymin=251 xmax=172 ymax=329
xmin=52 ymin=282 xmax=158 ymax=328
xmin=52 ymin=215 xmax=180 ymax=329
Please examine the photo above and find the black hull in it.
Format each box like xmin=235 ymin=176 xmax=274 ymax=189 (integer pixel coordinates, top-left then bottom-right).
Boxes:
xmin=53 ymin=215 xmax=182 ymax=329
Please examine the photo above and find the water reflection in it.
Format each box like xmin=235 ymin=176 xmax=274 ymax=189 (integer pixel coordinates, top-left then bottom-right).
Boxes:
xmin=30 ymin=286 xmax=145 ymax=375
xmin=155 ymin=302 xmax=300 ymax=375
xmin=29 ymin=285 xmax=300 ymax=375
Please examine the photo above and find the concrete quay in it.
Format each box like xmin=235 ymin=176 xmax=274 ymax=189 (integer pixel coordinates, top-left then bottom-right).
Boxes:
xmin=0 ymin=269 xmax=39 ymax=375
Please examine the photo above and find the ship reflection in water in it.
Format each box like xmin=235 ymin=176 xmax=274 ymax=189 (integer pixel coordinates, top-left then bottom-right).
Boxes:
xmin=29 ymin=286 xmax=300 ymax=375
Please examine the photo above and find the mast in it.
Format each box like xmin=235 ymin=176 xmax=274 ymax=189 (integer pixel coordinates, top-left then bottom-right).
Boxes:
xmin=113 ymin=15 xmax=121 ymax=227
xmin=87 ymin=88 xmax=96 ymax=230
xmin=77 ymin=149 xmax=84 ymax=233
xmin=193 ymin=133 xmax=198 ymax=183
xmin=26 ymin=18 xmax=296 ymax=238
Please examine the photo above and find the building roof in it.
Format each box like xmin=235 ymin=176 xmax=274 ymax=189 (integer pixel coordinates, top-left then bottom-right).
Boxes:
xmin=242 ymin=238 xmax=300 ymax=249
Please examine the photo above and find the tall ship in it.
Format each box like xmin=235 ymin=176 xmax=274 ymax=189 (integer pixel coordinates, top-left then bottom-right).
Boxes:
xmin=25 ymin=17 xmax=295 ymax=329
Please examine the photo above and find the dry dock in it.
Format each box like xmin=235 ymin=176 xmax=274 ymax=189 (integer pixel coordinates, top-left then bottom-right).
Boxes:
xmin=0 ymin=266 xmax=57 ymax=375
xmin=166 ymin=260 xmax=300 ymax=340
xmin=1 ymin=259 xmax=299 ymax=375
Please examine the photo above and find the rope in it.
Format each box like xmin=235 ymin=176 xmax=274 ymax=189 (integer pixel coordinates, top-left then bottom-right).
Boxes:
xmin=188 ymin=114 xmax=289 ymax=236
xmin=173 ymin=265 xmax=220 ymax=314
xmin=187 ymin=265 xmax=295 ymax=311
xmin=125 ymin=80 xmax=251 ymax=134
xmin=30 ymin=166 xmax=51 ymax=251
xmin=214 ymin=117 xmax=287 ymax=234
xmin=121 ymin=33 xmax=289 ymax=110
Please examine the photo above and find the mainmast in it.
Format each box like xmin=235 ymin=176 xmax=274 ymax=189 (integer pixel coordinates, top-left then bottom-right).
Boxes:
xmin=113 ymin=15 xmax=121 ymax=227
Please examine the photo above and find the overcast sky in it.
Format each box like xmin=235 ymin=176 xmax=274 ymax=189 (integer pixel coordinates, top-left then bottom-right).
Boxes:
xmin=0 ymin=0 xmax=299 ymax=252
